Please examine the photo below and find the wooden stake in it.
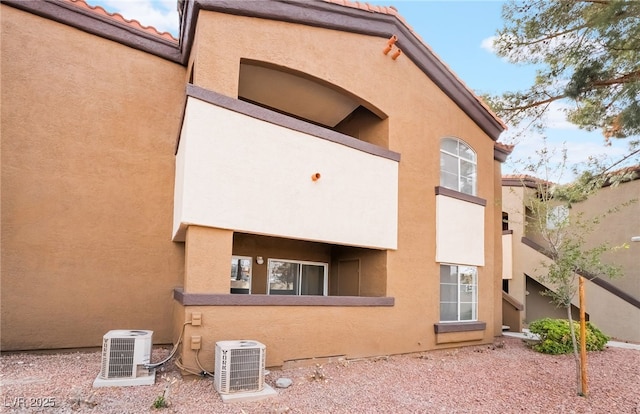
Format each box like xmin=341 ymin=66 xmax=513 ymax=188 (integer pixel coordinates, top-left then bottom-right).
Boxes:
xmin=579 ymin=276 xmax=588 ymax=396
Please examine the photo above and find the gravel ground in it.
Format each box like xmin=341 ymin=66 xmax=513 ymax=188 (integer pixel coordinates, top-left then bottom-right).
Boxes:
xmin=1 ymin=336 xmax=639 ymax=413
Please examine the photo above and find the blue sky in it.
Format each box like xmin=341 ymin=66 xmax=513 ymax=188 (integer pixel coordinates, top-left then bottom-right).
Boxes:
xmin=89 ymin=0 xmax=636 ymax=181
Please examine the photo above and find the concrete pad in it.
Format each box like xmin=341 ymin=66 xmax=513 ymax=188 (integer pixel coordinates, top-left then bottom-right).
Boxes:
xmin=502 ymin=331 xmax=640 ymax=350
xmin=606 ymin=340 xmax=640 ymax=350
xmin=93 ymin=372 xmax=156 ymax=387
xmin=218 ymin=384 xmax=277 ymax=403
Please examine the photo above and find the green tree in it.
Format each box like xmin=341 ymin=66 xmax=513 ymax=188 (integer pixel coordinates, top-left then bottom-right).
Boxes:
xmin=514 ymin=144 xmax=634 ymax=396
xmin=489 ymin=0 xmax=640 ymax=141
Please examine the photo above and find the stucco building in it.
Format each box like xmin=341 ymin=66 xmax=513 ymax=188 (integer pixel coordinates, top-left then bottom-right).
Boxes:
xmin=1 ymin=0 xmax=510 ymax=369
xmin=501 ymin=170 xmax=640 ymax=342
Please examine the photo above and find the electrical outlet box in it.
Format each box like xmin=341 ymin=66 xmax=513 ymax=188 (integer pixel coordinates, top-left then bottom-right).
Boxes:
xmin=191 ymin=312 xmax=202 ymax=326
xmin=191 ymin=335 xmax=201 ymax=350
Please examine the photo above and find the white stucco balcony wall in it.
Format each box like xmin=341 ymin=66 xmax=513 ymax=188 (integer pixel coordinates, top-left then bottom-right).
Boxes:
xmin=173 ymin=97 xmax=398 ymax=249
xmin=435 ymin=194 xmax=485 ymax=266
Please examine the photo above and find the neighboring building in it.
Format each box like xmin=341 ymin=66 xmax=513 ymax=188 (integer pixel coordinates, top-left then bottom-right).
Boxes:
xmin=501 ymin=170 xmax=640 ymax=342
xmin=1 ymin=0 xmax=509 ymax=369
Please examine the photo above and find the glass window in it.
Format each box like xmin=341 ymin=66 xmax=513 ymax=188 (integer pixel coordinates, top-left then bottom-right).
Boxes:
xmin=230 ymin=256 xmax=252 ymax=294
xmin=440 ymin=138 xmax=477 ymax=196
xmin=267 ymin=259 xmax=327 ymax=296
xmin=546 ymin=205 xmax=569 ymax=230
xmin=441 ymin=138 xmax=459 ymax=154
xmin=440 ymin=264 xmax=478 ymax=322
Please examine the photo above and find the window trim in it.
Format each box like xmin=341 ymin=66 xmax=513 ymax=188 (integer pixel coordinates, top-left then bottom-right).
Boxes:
xmin=434 ymin=186 xmax=486 ymax=206
xmin=267 ymin=258 xmax=328 ymax=296
xmin=434 ymin=321 xmax=486 ymax=333
xmin=440 ymin=137 xmax=477 ymax=196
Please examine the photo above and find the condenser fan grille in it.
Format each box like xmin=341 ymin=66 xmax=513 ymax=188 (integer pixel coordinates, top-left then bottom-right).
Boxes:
xmin=103 ymin=337 xmax=136 ymax=378
xmin=227 ymin=347 xmax=262 ymax=392
xmin=215 ymin=340 xmax=266 ymax=394
xmin=94 ymin=330 xmax=155 ymax=387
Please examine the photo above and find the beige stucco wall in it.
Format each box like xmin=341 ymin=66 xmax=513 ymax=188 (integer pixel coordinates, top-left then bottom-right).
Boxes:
xmin=502 ymin=181 xmax=640 ymax=342
xmin=493 ymin=160 xmax=505 ymax=336
xmin=1 ymin=5 xmax=186 ymax=349
xmin=502 ymin=185 xmax=531 ymax=322
xmin=2 ymin=3 xmax=506 ymax=360
xmin=571 ymin=179 xmax=640 ymax=341
xmin=175 ymin=10 xmax=503 ymax=368
xmin=571 ymin=180 xmax=640 ymax=297
xmin=586 ymin=282 xmax=640 ymax=341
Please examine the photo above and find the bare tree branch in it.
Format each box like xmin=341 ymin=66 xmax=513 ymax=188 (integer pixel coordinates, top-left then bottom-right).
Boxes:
xmin=505 ymin=94 xmax=567 ymax=112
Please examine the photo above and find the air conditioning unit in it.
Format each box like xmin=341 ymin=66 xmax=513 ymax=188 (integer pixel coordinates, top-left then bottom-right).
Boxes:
xmin=215 ymin=340 xmax=266 ymax=394
xmin=93 ymin=330 xmax=156 ymax=387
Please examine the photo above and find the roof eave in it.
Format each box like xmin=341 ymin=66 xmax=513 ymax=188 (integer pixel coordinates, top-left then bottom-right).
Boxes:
xmin=2 ymin=0 xmax=182 ymax=62
xmin=4 ymin=0 xmax=507 ymax=140
xmin=494 ymin=143 xmax=514 ymax=163
xmin=180 ymin=0 xmax=506 ymax=140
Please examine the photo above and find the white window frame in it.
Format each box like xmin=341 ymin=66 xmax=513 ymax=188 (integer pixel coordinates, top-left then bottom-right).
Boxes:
xmin=230 ymin=255 xmax=252 ymax=294
xmin=439 ymin=264 xmax=478 ymax=322
xmin=266 ymin=258 xmax=328 ymax=296
xmin=440 ymin=138 xmax=477 ymax=196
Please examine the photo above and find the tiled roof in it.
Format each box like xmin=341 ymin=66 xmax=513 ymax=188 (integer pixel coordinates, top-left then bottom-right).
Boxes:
xmin=504 ymin=165 xmax=640 ymax=187
xmin=603 ymin=165 xmax=640 ymax=185
xmin=64 ymin=0 xmax=505 ymax=129
xmin=503 ymin=174 xmax=542 ymax=181
xmin=323 ymin=0 xmax=399 ymax=14
xmin=495 ymin=142 xmax=515 ymax=153
xmin=67 ymin=0 xmax=177 ymax=42
xmin=608 ymin=165 xmax=640 ymax=176
xmin=502 ymin=174 xmax=553 ymax=188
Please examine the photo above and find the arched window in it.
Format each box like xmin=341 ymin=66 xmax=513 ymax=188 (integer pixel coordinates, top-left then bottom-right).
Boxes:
xmin=440 ymin=138 xmax=477 ymax=196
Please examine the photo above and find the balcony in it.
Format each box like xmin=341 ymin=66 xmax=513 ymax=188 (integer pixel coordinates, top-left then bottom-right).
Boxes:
xmin=173 ymin=86 xmax=399 ymax=250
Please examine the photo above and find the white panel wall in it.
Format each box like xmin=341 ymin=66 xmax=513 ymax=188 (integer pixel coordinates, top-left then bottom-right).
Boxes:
xmin=173 ymin=98 xmax=398 ymax=249
xmin=435 ymin=195 xmax=485 ymax=266
xmin=502 ymin=233 xmax=513 ymax=279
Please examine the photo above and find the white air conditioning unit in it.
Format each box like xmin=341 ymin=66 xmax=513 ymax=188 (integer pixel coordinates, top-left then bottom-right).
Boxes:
xmin=215 ymin=340 xmax=266 ymax=394
xmin=93 ymin=330 xmax=155 ymax=387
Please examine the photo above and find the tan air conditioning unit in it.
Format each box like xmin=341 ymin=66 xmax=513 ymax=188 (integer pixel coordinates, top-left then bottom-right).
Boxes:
xmin=93 ymin=330 xmax=155 ymax=387
xmin=214 ymin=340 xmax=265 ymax=394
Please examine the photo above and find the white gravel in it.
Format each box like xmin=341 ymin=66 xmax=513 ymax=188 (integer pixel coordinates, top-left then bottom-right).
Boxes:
xmin=1 ymin=336 xmax=639 ymax=413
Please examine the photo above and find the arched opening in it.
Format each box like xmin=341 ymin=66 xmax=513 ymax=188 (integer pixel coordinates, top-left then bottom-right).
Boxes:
xmin=238 ymin=59 xmax=388 ymax=149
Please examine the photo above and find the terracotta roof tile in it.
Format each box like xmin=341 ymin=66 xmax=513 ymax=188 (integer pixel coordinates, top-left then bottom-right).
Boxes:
xmin=609 ymin=165 xmax=640 ymax=175
xmin=495 ymin=142 xmax=515 ymax=153
xmin=603 ymin=165 xmax=640 ymax=185
xmin=502 ymin=174 xmax=553 ymax=188
xmin=504 ymin=165 xmax=640 ymax=188
xmin=503 ymin=174 xmax=541 ymax=180
xmin=67 ymin=0 xmax=177 ymax=42
xmin=64 ymin=0 xmax=505 ymax=129
xmin=323 ymin=0 xmax=394 ymax=15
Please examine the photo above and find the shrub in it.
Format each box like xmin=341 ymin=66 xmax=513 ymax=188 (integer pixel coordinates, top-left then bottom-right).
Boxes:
xmin=527 ymin=318 xmax=609 ymax=354
xmin=152 ymin=395 xmax=168 ymax=409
